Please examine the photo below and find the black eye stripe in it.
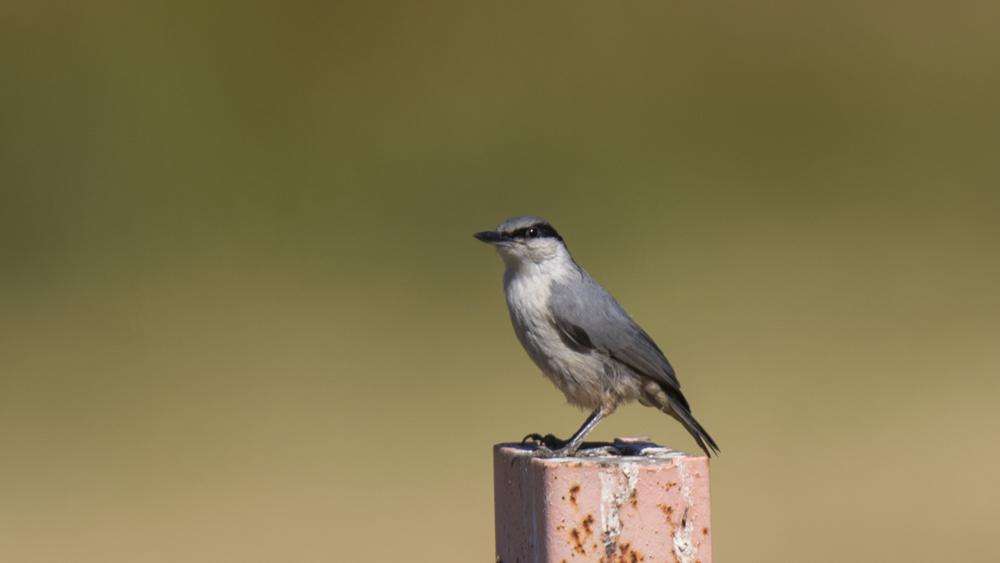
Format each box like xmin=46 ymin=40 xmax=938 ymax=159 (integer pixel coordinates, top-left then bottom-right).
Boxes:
xmin=506 ymin=224 xmax=563 ymax=242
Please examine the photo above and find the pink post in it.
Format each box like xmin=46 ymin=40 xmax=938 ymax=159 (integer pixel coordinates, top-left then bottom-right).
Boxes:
xmin=494 ymin=438 xmax=712 ymax=563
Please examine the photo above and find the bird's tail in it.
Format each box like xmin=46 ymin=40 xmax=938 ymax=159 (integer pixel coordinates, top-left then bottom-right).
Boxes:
xmin=665 ymin=396 xmax=720 ymax=458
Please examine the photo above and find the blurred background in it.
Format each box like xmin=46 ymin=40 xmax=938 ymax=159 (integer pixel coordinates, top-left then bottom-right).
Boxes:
xmin=2 ymin=0 xmax=998 ymax=561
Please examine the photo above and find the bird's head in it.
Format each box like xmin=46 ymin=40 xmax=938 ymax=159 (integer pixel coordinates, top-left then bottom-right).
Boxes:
xmin=474 ymin=215 xmax=569 ymax=271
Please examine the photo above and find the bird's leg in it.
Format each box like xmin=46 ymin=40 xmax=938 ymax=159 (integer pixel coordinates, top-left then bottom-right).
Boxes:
xmin=525 ymin=407 xmax=614 ymax=457
xmin=558 ymin=407 xmax=608 ymax=455
xmin=522 ymin=410 xmax=599 ymax=450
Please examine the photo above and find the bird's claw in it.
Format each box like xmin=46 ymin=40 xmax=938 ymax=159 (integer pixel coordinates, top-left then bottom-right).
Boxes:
xmin=521 ymin=433 xmax=568 ymax=450
xmin=521 ymin=434 xmax=624 ymax=458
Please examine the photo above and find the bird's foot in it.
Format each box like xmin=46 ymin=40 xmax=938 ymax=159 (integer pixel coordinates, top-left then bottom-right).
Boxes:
xmin=521 ymin=434 xmax=622 ymax=458
xmin=521 ymin=433 xmax=568 ymax=450
xmin=522 ymin=433 xmax=574 ymax=457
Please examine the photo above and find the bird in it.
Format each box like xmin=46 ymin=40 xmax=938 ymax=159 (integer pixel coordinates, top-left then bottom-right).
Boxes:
xmin=474 ymin=215 xmax=719 ymax=457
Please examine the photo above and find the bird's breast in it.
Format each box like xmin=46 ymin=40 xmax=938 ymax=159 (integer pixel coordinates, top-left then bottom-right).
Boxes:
xmin=503 ymin=270 xmax=559 ymax=365
xmin=502 ymin=268 xmax=609 ymax=406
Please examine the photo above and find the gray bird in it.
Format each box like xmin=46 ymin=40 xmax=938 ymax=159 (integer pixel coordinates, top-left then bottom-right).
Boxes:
xmin=475 ymin=216 xmax=719 ymax=457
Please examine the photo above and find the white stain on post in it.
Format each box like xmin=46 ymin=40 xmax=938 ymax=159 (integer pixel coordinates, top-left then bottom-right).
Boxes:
xmin=598 ymin=469 xmax=623 ymax=557
xmin=673 ymin=461 xmax=698 ymax=563
xmin=598 ymin=462 xmax=639 ymax=558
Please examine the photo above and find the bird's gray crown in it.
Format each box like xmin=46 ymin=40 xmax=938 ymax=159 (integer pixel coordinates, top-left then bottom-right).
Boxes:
xmin=496 ymin=215 xmax=563 ymax=242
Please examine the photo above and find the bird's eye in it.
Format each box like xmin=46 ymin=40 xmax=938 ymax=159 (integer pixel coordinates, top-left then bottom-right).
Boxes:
xmin=526 ymin=227 xmax=538 ymax=238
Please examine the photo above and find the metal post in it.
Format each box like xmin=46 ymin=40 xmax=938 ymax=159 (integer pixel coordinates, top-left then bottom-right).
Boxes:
xmin=494 ymin=437 xmax=712 ymax=563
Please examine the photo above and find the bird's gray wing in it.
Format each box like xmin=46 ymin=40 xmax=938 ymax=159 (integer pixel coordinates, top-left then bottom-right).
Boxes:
xmin=548 ymin=270 xmax=681 ymax=393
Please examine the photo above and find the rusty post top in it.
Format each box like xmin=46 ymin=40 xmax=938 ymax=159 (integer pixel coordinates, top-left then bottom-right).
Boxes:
xmin=495 ymin=436 xmax=706 ymax=465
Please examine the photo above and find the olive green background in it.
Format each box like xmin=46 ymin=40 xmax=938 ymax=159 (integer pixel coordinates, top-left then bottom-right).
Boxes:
xmin=2 ymin=1 xmax=998 ymax=561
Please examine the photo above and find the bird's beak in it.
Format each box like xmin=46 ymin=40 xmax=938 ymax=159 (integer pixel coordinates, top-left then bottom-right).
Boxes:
xmin=474 ymin=230 xmax=508 ymax=245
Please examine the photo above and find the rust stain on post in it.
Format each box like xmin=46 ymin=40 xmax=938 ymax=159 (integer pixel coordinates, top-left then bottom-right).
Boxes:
xmin=494 ymin=439 xmax=713 ymax=563
xmin=569 ymin=484 xmax=581 ymax=507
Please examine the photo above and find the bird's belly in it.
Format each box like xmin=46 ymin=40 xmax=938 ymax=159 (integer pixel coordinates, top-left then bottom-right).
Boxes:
xmin=526 ymin=334 xmax=611 ymax=410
